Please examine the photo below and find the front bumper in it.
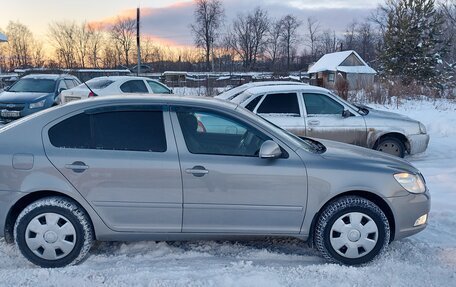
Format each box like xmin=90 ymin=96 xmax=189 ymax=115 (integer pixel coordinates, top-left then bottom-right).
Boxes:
xmin=408 ymin=134 xmax=430 ymax=155
xmin=386 ymin=191 xmax=431 ymax=240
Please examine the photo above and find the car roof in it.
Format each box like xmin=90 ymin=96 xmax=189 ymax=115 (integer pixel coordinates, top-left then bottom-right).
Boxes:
xmin=231 ymin=84 xmax=332 ymax=104
xmin=88 ymin=76 xmax=157 ymax=82
xmin=65 ymin=94 xmax=239 ymax=110
xmin=216 ymin=81 xmax=307 ymax=99
xmin=22 ymin=74 xmax=75 ymax=80
xmin=242 ymin=84 xmax=330 ymax=95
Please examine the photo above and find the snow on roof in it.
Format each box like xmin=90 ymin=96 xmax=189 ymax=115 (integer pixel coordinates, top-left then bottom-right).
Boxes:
xmin=0 ymin=32 xmax=7 ymax=42
xmin=308 ymin=50 xmax=376 ymax=74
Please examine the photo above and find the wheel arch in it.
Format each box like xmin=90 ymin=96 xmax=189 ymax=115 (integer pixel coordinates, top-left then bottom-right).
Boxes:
xmin=373 ymin=132 xmax=410 ymax=154
xmin=308 ymin=190 xmax=396 ymax=246
xmin=4 ymin=190 xmax=94 ymax=244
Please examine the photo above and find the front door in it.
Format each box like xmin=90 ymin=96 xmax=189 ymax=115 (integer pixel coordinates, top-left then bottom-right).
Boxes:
xmin=43 ymin=105 xmax=183 ymax=232
xmin=302 ymin=93 xmax=367 ymax=146
xmin=171 ymin=106 xmax=307 ymax=234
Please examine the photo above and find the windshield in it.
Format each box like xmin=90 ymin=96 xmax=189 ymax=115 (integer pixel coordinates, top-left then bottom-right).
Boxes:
xmin=9 ymin=78 xmax=56 ymax=93
xmin=77 ymin=78 xmax=114 ymax=90
xmin=235 ymin=105 xmax=325 ymax=153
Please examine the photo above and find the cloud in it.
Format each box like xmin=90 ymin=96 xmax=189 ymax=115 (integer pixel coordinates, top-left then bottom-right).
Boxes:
xmin=91 ymin=0 xmax=378 ymax=48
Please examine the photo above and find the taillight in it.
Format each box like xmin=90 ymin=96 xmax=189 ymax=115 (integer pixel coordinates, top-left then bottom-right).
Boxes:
xmin=88 ymin=91 xmax=95 ymax=97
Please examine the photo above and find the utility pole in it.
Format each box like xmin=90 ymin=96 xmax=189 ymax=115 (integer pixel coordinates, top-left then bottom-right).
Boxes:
xmin=136 ymin=7 xmax=141 ymax=76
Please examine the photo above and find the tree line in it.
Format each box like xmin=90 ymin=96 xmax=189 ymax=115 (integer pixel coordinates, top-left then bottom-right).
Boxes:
xmin=0 ymin=0 xmax=455 ymax=88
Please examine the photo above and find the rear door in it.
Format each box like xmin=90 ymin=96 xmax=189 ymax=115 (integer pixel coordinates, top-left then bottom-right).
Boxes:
xmin=43 ymin=105 xmax=183 ymax=232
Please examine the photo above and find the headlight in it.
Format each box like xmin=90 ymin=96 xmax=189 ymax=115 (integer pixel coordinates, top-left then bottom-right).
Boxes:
xmin=394 ymin=172 xmax=426 ymax=194
xmin=419 ymin=122 xmax=426 ymax=134
xmin=29 ymin=99 xmax=46 ymax=109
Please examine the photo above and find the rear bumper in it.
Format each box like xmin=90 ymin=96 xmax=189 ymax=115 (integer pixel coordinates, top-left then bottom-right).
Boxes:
xmin=386 ymin=191 xmax=431 ymax=241
xmin=408 ymin=134 xmax=430 ymax=155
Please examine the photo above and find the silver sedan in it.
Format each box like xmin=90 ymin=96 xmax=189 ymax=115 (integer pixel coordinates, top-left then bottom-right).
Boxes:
xmin=229 ymin=84 xmax=429 ymax=157
xmin=0 ymin=95 xmax=430 ymax=268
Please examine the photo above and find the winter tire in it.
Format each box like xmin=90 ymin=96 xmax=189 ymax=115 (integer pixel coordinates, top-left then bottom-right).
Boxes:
xmin=375 ymin=136 xmax=405 ymax=158
xmin=14 ymin=196 xmax=94 ymax=268
xmin=314 ymin=196 xmax=390 ymax=266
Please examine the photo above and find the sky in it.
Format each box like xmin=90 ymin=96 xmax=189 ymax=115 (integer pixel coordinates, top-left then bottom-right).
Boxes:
xmin=0 ymin=0 xmax=383 ymax=48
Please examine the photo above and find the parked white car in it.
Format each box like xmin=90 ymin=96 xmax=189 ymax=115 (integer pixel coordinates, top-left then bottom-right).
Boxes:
xmin=229 ymin=84 xmax=429 ymax=157
xmin=60 ymin=76 xmax=172 ymax=104
xmin=215 ymin=81 xmax=307 ymax=101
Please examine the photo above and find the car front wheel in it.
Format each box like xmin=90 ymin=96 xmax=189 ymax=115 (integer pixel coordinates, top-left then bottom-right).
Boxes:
xmin=314 ymin=196 xmax=390 ymax=265
xmin=14 ymin=196 xmax=94 ymax=268
xmin=375 ymin=137 xmax=405 ymax=157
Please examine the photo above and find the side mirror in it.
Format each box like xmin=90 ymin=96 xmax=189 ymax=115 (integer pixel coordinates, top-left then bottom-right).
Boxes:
xmin=342 ymin=109 xmax=352 ymax=118
xmin=259 ymin=140 xmax=282 ymax=159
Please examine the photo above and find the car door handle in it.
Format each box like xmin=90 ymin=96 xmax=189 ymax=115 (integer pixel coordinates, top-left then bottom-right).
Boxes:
xmin=308 ymin=120 xmax=320 ymax=126
xmin=185 ymin=166 xmax=209 ymax=177
xmin=65 ymin=161 xmax=89 ymax=173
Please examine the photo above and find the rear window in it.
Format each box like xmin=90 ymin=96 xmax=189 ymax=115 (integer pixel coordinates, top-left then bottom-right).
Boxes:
xmin=49 ymin=109 xmax=167 ymax=152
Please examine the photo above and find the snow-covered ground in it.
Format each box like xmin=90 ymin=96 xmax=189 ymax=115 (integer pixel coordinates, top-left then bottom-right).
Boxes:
xmin=0 ymin=99 xmax=455 ymax=286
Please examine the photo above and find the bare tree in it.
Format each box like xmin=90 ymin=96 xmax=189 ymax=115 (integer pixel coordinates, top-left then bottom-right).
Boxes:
xmin=344 ymin=21 xmax=358 ymax=50
xmin=305 ymin=17 xmax=320 ymax=62
xmin=320 ymin=29 xmax=338 ymax=54
xmin=5 ymin=21 xmax=34 ymax=68
xmin=190 ymin=0 xmax=224 ymax=71
xmin=74 ymin=22 xmax=91 ymax=68
xmin=280 ymin=15 xmax=302 ymax=70
xmin=110 ymin=17 xmax=136 ymax=67
xmin=226 ymin=7 xmax=269 ymax=70
xmin=356 ymin=22 xmax=377 ymax=63
xmin=87 ymin=24 xmax=104 ymax=68
xmin=266 ymin=19 xmax=283 ymax=66
xmin=48 ymin=21 xmax=77 ymax=68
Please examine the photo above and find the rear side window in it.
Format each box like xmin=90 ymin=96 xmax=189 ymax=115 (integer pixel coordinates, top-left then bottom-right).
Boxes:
xmin=257 ymin=93 xmax=300 ymax=116
xmin=49 ymin=110 xmax=166 ymax=152
xmin=49 ymin=113 xmax=91 ymax=149
xmin=65 ymin=79 xmax=76 ymax=89
xmin=244 ymin=95 xmax=262 ymax=111
xmin=120 ymin=80 xmax=148 ymax=93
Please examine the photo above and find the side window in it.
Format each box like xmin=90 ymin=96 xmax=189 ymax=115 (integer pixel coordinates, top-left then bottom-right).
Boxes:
xmin=49 ymin=113 xmax=91 ymax=149
xmin=57 ymin=80 xmax=68 ymax=92
xmin=303 ymin=93 xmax=344 ymax=115
xmin=65 ymin=79 xmax=75 ymax=89
xmin=176 ymin=108 xmax=269 ymax=157
xmin=147 ymin=80 xmax=171 ymax=94
xmin=256 ymin=93 xmax=300 ymax=116
xmin=92 ymin=111 xmax=166 ymax=152
xmin=244 ymin=95 xmax=262 ymax=112
xmin=49 ymin=109 xmax=166 ymax=152
xmin=120 ymin=80 xmax=149 ymax=93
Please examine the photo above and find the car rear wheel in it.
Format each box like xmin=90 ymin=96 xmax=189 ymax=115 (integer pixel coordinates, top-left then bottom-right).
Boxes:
xmin=375 ymin=137 xmax=405 ymax=157
xmin=14 ymin=196 xmax=94 ymax=268
xmin=314 ymin=196 xmax=390 ymax=265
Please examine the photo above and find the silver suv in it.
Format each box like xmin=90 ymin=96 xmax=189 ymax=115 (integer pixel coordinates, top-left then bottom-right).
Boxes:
xmin=0 ymin=95 xmax=430 ymax=268
xmin=230 ymin=84 xmax=429 ymax=157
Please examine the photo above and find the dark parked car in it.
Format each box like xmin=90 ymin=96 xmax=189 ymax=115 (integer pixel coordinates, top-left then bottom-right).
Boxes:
xmin=0 ymin=74 xmax=81 ymax=123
